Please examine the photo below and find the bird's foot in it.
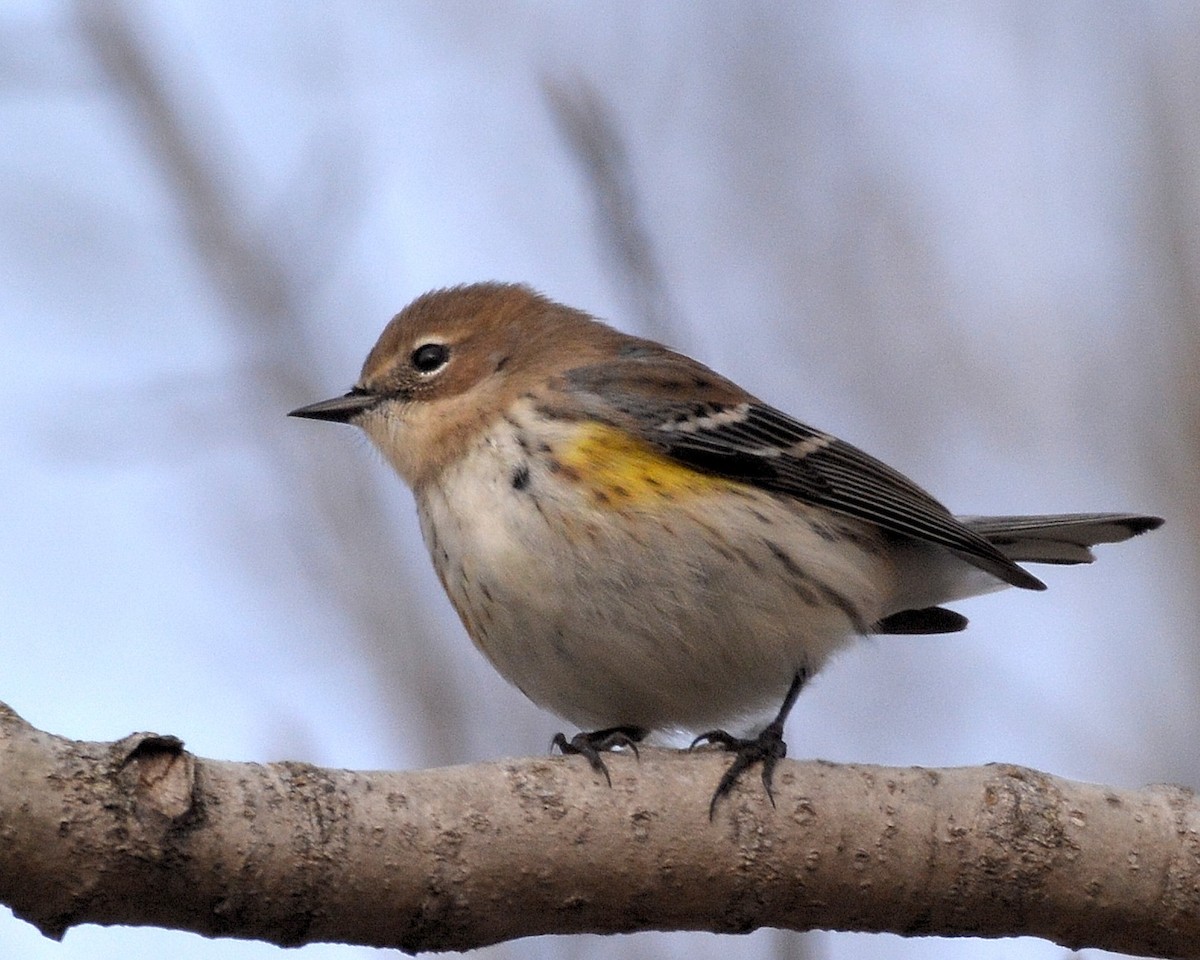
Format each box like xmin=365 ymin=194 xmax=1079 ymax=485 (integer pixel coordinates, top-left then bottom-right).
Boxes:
xmin=691 ymin=719 xmax=787 ymax=818
xmin=552 ymin=725 xmax=646 ymax=786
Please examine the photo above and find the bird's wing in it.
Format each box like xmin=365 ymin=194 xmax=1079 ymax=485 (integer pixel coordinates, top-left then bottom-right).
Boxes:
xmin=561 ymin=353 xmax=1044 ymax=590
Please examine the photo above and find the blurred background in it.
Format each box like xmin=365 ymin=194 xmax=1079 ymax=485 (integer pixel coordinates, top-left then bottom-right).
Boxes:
xmin=2 ymin=3 xmax=1196 ymax=959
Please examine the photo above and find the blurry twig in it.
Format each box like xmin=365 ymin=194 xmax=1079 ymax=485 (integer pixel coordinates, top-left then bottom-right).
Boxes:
xmin=72 ymin=0 xmax=471 ymax=765
xmin=543 ymin=76 xmax=684 ymax=344
xmin=1139 ymin=22 xmax=1200 ymax=713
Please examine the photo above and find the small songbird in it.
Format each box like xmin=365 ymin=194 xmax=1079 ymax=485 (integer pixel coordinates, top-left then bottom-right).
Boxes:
xmin=290 ymin=282 xmax=1162 ymax=813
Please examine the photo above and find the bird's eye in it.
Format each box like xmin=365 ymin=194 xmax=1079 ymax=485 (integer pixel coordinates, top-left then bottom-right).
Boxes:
xmin=411 ymin=342 xmax=450 ymax=374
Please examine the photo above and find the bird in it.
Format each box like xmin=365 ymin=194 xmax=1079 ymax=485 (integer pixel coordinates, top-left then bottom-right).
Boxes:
xmin=290 ymin=282 xmax=1162 ymax=814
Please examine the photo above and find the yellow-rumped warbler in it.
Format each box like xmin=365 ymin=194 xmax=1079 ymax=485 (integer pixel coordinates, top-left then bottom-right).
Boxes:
xmin=291 ymin=282 xmax=1162 ymax=811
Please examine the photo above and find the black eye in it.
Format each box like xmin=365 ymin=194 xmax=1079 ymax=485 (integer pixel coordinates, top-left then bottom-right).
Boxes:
xmin=411 ymin=342 xmax=449 ymax=373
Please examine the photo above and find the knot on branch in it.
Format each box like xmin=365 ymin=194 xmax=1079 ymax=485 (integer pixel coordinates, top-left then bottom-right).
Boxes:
xmin=113 ymin=733 xmax=196 ymax=825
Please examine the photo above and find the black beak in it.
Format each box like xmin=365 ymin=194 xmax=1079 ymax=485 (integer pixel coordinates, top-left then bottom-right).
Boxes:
xmin=288 ymin=390 xmax=379 ymax=424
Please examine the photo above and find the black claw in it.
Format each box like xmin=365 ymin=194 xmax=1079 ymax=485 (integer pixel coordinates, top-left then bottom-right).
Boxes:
xmin=694 ymin=721 xmax=787 ymax=818
xmin=692 ymin=669 xmax=808 ymax=818
xmin=552 ymin=726 xmax=646 ymax=787
xmin=690 ymin=729 xmax=738 ymax=750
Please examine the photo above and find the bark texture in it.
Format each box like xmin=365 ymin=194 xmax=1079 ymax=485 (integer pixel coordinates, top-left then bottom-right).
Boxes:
xmin=0 ymin=702 xmax=1197 ymax=956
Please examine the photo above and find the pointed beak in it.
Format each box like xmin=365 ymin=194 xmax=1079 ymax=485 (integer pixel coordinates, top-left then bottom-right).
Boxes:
xmin=288 ymin=390 xmax=379 ymax=424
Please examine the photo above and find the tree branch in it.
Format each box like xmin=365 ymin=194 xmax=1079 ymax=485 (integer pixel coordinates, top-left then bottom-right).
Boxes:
xmin=0 ymin=701 xmax=1196 ymax=956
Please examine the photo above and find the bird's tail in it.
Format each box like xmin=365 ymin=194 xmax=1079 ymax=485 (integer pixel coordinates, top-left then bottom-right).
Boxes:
xmin=960 ymin=513 xmax=1163 ymax=565
xmin=876 ymin=513 xmax=1161 ymax=635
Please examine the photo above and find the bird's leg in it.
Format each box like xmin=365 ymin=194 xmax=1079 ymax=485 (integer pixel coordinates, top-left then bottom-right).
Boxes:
xmin=552 ymin=725 xmax=647 ymax=786
xmin=691 ymin=669 xmax=808 ymax=818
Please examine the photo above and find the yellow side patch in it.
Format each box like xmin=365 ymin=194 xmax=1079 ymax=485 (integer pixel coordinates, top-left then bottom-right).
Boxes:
xmin=555 ymin=421 xmax=736 ymax=507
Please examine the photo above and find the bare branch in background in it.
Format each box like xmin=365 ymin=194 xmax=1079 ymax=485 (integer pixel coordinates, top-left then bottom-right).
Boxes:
xmin=1144 ymin=27 xmax=1200 ymax=524
xmin=1139 ymin=21 xmax=1200 ymax=721
xmin=543 ymin=76 xmax=684 ymax=345
xmin=72 ymin=0 xmax=471 ymax=765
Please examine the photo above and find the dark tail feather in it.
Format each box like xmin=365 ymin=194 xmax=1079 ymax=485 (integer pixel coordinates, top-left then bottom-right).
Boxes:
xmin=880 ymin=513 xmax=1160 ymax=634
xmin=875 ymin=606 xmax=970 ymax=635
xmin=960 ymin=513 xmax=1163 ymax=565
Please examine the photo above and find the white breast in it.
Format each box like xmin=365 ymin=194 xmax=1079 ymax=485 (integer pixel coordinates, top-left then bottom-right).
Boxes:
xmin=414 ymin=414 xmax=893 ymax=734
